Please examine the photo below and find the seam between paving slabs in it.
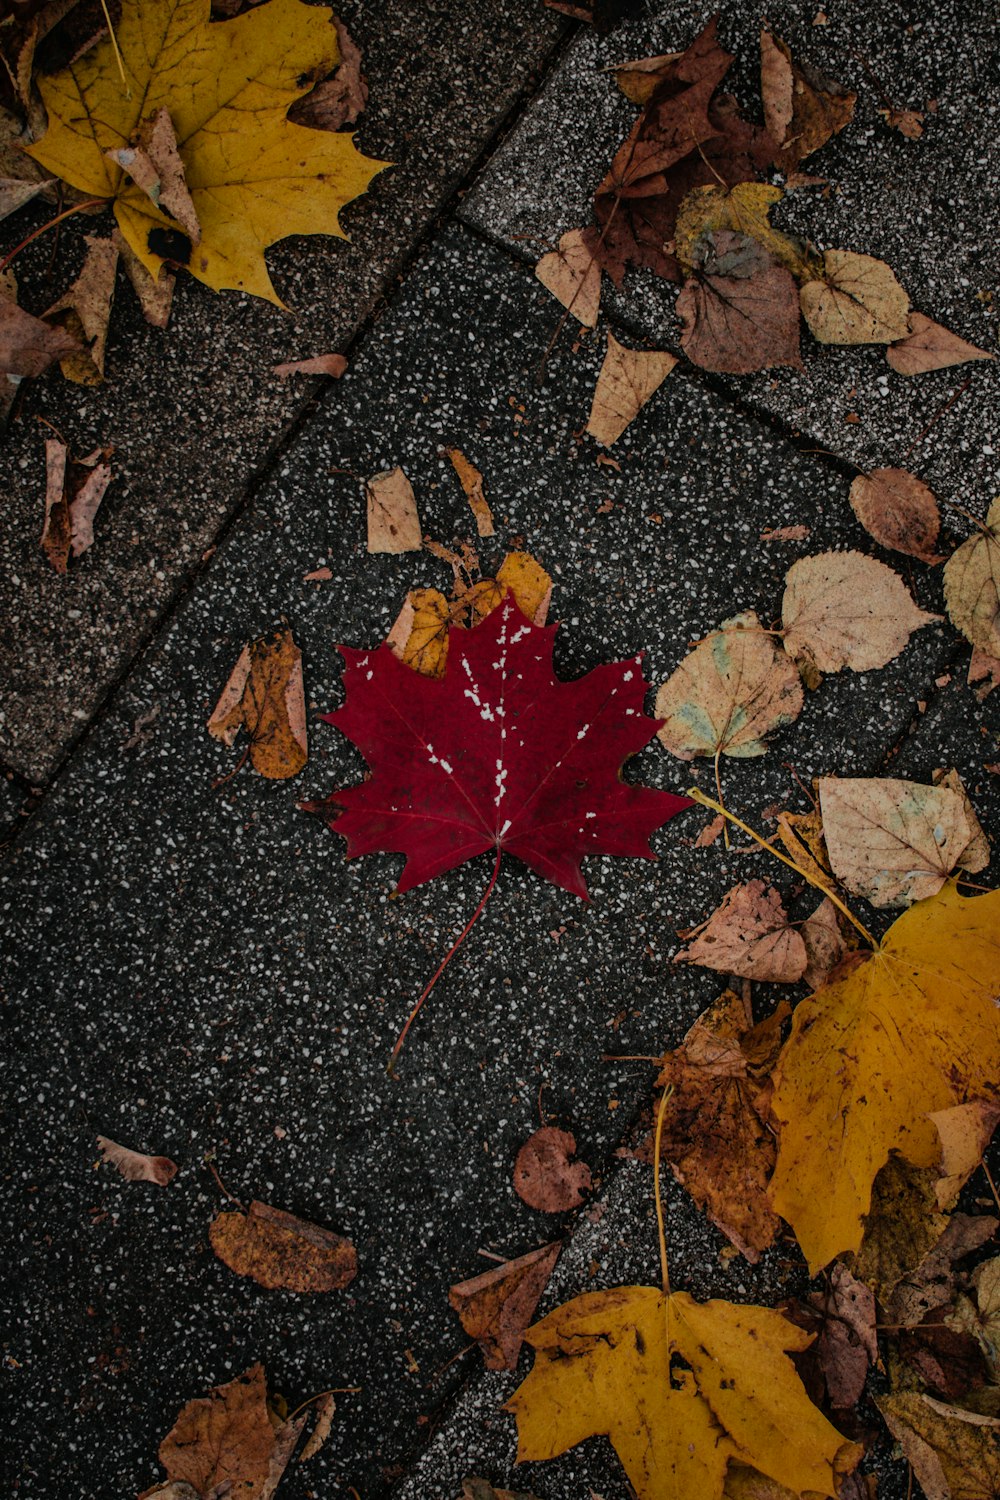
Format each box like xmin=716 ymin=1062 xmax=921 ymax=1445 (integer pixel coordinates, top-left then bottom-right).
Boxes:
xmin=0 ymin=21 xmax=580 ymax=843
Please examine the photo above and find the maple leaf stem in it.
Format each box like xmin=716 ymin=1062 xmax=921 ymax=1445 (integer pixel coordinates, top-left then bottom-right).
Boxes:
xmin=388 ymin=846 xmax=503 ymax=1073
xmin=687 ymin=787 xmax=877 ymax=948
xmin=97 ymin=0 xmax=131 ymax=97
xmin=653 ymin=1082 xmax=674 ymax=1301
xmin=0 ymin=199 xmax=108 ymax=275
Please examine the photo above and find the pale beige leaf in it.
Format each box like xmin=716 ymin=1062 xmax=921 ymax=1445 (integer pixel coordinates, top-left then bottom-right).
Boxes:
xmin=69 ymin=459 xmax=111 ymax=559
xmin=944 ymin=498 xmax=1000 ymax=657
xmin=535 ymin=229 xmax=600 ymax=328
xmin=112 ymin=227 xmax=175 ymax=328
xmin=586 ymin=332 xmax=677 ymax=447
xmin=655 ymin=610 xmax=802 ymax=761
xmin=446 ymin=447 xmax=494 ymax=537
xmin=818 ymin=774 xmax=988 ymax=908
xmin=107 ymin=107 xmax=201 ymax=241
xmin=887 ymin=311 xmax=994 ymax=376
xmin=781 ymin=550 xmax=940 ymax=674
xmin=43 ymin=233 xmax=118 ymax=384
xmin=365 ymin=467 xmax=421 ymax=554
xmin=273 ymin=353 xmax=347 ymax=379
xmin=674 ymin=880 xmax=807 ymax=982
xmin=930 ymin=1101 xmax=1000 ymax=1210
xmin=800 ymin=250 xmax=911 ymax=345
xmin=969 ymin=648 xmax=1000 ymax=701
xmin=97 ymin=1134 xmax=178 ymax=1184
xmin=849 ymin=468 xmax=942 ymax=563
xmin=298 ymin=1394 xmax=336 ymax=1464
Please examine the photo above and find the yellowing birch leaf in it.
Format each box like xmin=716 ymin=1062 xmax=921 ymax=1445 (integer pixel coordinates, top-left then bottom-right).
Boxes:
xmin=27 ymin=0 xmax=389 ymax=304
xmin=535 ymin=229 xmax=600 ymax=327
xmin=507 ymin=1286 xmax=859 ymax=1500
xmin=781 ymin=550 xmax=940 ymax=675
xmin=800 ymin=250 xmax=911 ymax=345
xmin=944 ymin=499 xmax=1000 ymax=658
xmin=586 ymin=332 xmax=677 ymax=446
xmin=655 ymin=610 xmax=803 ymax=761
xmin=769 ymin=883 xmax=1000 ymax=1273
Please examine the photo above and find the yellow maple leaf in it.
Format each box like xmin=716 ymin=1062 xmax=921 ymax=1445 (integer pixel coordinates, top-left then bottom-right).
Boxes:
xmin=27 ymin=0 xmax=389 ymax=304
xmin=769 ymin=882 xmax=1000 ymax=1273
xmin=507 ymin=1286 xmax=858 ymax=1500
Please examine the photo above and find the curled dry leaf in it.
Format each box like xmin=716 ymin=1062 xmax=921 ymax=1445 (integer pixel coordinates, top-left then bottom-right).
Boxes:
xmin=877 ymin=1393 xmax=1000 ymax=1500
xmin=800 ymin=250 xmax=911 ymax=345
xmin=774 ymin=807 xmax=830 ymax=886
xmin=42 ymin=233 xmax=118 ymax=384
xmin=881 ymin=106 xmax=925 ymax=139
xmin=112 ymin=228 xmax=175 ymax=328
xmin=674 ymin=879 xmax=807 ymax=983
xmin=446 ymin=447 xmax=494 ymax=537
xmin=449 ymin=1242 xmax=561 ymax=1371
xmin=273 ymin=352 xmax=347 ymax=379
xmin=943 ymin=498 xmax=1000 ymax=658
xmin=139 ymin=1363 xmax=305 ymax=1500
xmin=41 ymin=438 xmax=113 ymax=574
xmin=0 ymin=291 xmax=82 ymax=378
xmin=781 ymin=549 xmax=940 ymax=675
xmin=106 ymin=106 xmax=201 ymax=242
xmin=297 ymin=1393 xmax=336 ymax=1463
xmin=887 ymin=312 xmax=994 ymax=376
xmin=818 ymin=773 xmax=988 ymax=908
xmin=207 ymin=627 xmax=308 ymax=779
xmin=586 ymin=331 xmax=676 ymax=446
xmin=968 ymin=648 xmax=1000 ymax=702
xmin=513 ymin=1126 xmax=592 ymax=1213
xmin=365 ymin=466 xmax=421 ymax=554
xmin=799 ymin=897 xmax=848 ymax=991
xmin=655 ymin=610 xmax=803 ymax=762
xmin=848 ymin=467 xmax=942 ymax=563
xmin=759 ymin=28 xmax=856 ymax=170
xmin=535 ymin=228 xmax=600 ymax=328
xmin=677 ymin=230 xmax=802 ymax=374
xmin=287 ymin=16 xmax=368 ymax=133
xmin=930 ymin=1101 xmax=1000 ymax=1211
xmin=209 ymin=1199 xmax=357 ymax=1292
xmin=97 ymin=1134 xmax=177 ymax=1184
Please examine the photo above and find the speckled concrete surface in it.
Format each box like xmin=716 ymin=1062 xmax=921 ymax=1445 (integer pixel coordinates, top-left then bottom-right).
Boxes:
xmin=0 ymin=0 xmax=566 ymax=785
xmin=460 ymin=0 xmax=998 ymax=499
xmin=4 ymin=222 xmax=985 ymax=1500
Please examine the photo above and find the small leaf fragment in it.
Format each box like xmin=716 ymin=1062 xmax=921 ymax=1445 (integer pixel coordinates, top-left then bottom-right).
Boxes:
xmin=849 ymin=467 xmax=942 ymax=563
xmin=287 ymin=16 xmax=368 ymax=133
xmin=366 ymin=467 xmax=422 ymax=554
xmin=273 ymin=352 xmax=347 ymax=379
xmin=41 ymin=438 xmax=113 ymax=573
xmin=112 ymin=227 xmax=175 ymax=328
xmin=535 ymin=228 xmax=600 ymax=328
xmin=298 ymin=1393 xmax=336 ymax=1463
xmin=800 ymin=897 xmax=848 ymax=991
xmin=943 ymin=498 xmax=1000 ymax=657
xmin=781 ymin=549 xmax=940 ymax=674
xmin=675 ymin=880 xmax=807 ymax=982
xmin=0 ymin=291 xmax=82 ymax=378
xmin=386 ymin=586 xmax=452 ymax=677
xmin=513 ymin=1126 xmax=592 ymax=1213
xmin=930 ymin=1101 xmax=1000 ymax=1210
xmin=209 ymin=1199 xmax=357 ymax=1292
xmin=881 ymin=106 xmax=925 ymax=139
xmin=97 ymin=1134 xmax=177 ymax=1184
xmin=887 ymin=311 xmax=994 ymax=376
xmin=969 ymin=648 xmax=1000 ymax=702
xmin=460 ymin=1478 xmax=542 ymax=1500
xmin=877 ymin=1393 xmax=1000 ymax=1500
xmin=449 ymin=1242 xmax=561 ymax=1371
xmin=586 ymin=331 xmax=677 ymax=446
xmin=802 ymin=1263 xmax=878 ymax=1409
xmin=42 ymin=233 xmax=118 ymax=384
xmin=106 ymin=107 xmax=201 ymax=242
xmin=446 ymin=447 xmax=494 ymax=537
xmin=207 ymin=628 xmax=308 ymax=779
xmin=800 ymin=250 xmax=911 ymax=345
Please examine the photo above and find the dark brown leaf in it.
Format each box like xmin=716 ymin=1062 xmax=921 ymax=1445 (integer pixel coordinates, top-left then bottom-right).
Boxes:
xmin=677 ymin=231 xmax=803 ymax=374
xmin=288 ymin=16 xmax=368 ymax=132
xmin=513 ymin=1126 xmax=592 ymax=1212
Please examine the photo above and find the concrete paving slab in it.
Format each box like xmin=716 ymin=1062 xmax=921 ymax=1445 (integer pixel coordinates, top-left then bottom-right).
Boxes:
xmin=0 ymin=0 xmax=566 ymax=785
xmin=460 ymin=0 xmax=999 ymax=507
xmin=1 ymin=224 xmax=976 ymax=1500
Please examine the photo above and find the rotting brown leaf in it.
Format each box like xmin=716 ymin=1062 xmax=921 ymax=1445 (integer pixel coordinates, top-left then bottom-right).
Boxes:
xmin=586 ymin=330 xmax=676 ymax=445
xmin=677 ymin=231 xmax=802 ymax=374
xmin=759 ymin=28 xmax=856 ymax=170
xmin=877 ymin=1393 xmax=1000 ymax=1500
xmin=449 ymin=1242 xmax=561 ymax=1372
xmin=535 ymin=228 xmax=601 ymax=328
xmin=781 ymin=549 xmax=940 ymax=675
xmin=803 ymin=1264 xmax=878 ymax=1410
xmin=513 ymin=1126 xmax=592 ymax=1213
xmin=106 ymin=106 xmax=200 ymax=242
xmin=848 ymin=467 xmax=942 ymax=563
xmin=0 ymin=288 xmax=82 ymax=378
xmin=139 ymin=1363 xmax=305 ymax=1500
xmin=365 ymin=466 xmax=421 ymax=554
xmin=288 ymin=15 xmax=368 ymax=133
xmin=97 ymin=1134 xmax=178 ymax=1185
xmin=273 ymin=352 xmax=347 ymax=379
xmin=800 ymin=250 xmax=911 ymax=345
xmin=43 ymin=233 xmax=118 ymax=384
xmin=800 ymin=896 xmax=849 ymax=991
xmin=112 ymin=227 xmax=175 ymax=328
xmin=41 ymin=438 xmax=112 ymax=573
xmin=930 ymin=1101 xmax=1000 ymax=1211
xmin=209 ymin=1199 xmax=357 ymax=1293
xmin=944 ymin=498 xmax=1000 ymax=658
xmin=880 ymin=106 xmax=925 ymax=139
xmin=887 ymin=311 xmax=994 ymax=376
xmin=674 ymin=879 xmax=807 ymax=983
xmin=446 ymin=447 xmax=495 ymax=537
xmin=207 ymin=627 xmax=308 ymax=780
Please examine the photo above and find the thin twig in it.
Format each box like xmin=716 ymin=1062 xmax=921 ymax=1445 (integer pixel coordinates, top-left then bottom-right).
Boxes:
xmin=205 ymin=1158 xmax=246 ymax=1211
xmin=653 ymin=1083 xmax=674 ymax=1299
xmin=901 ymin=377 xmax=972 ymax=463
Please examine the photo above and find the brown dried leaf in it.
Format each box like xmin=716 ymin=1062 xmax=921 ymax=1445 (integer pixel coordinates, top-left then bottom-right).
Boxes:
xmin=677 ymin=231 xmax=802 ymax=374
xmin=805 ymin=1263 xmax=877 ymax=1409
xmin=674 ymin=880 xmax=807 ymax=983
xmin=969 ymin=648 xmax=1000 ymax=702
xmin=298 ymin=1393 xmax=336 ymax=1463
xmin=460 ymin=1478 xmax=543 ymax=1500
xmin=887 ymin=311 xmax=994 ymax=375
xmin=449 ymin=1242 xmax=561 ymax=1371
xmin=366 ymin=467 xmax=421 ymax=554
xmin=0 ymin=290 xmax=81 ymax=377
xmin=781 ymin=550 xmax=940 ymax=674
xmin=818 ymin=773 xmax=989 ymax=908
xmin=207 ymin=628 xmax=307 ymax=779
xmin=774 ymin=807 xmax=830 ymax=885
xmin=273 ymin=352 xmax=347 ymax=379
xmin=586 ymin=331 xmax=676 ymax=445
xmin=944 ymin=498 xmax=1000 ymax=657
xmin=930 ymin=1101 xmax=1000 ymax=1211
xmin=41 ymin=437 xmax=112 ymax=573
xmin=800 ymin=250 xmax=911 ymax=345
xmin=107 ymin=107 xmax=200 ymax=241
xmin=140 ymin=1363 xmax=304 ymax=1500
xmin=535 ymin=229 xmax=600 ymax=328
xmin=761 ymin=524 xmax=811 ymax=542
xmin=513 ymin=1127 xmax=592 ymax=1213
xmin=43 ymin=233 xmax=118 ymax=384
xmin=112 ymin=228 xmax=175 ymax=328
xmin=877 ymin=1393 xmax=1000 ymax=1500
xmin=97 ymin=1134 xmax=177 ymax=1184
xmin=288 ymin=16 xmax=368 ymax=132
xmin=881 ymin=106 xmax=925 ymax=139
xmin=759 ymin=29 xmax=856 ymax=169
xmin=849 ymin=467 xmax=942 ymax=563
xmin=800 ymin=897 xmax=848 ymax=991
xmin=209 ymin=1199 xmax=357 ymax=1292
xmin=446 ymin=448 xmax=494 ymax=537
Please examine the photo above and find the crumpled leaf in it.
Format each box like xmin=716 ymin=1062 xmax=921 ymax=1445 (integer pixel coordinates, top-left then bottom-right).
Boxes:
xmin=297 ymin=1393 xmax=336 ymax=1463
xmin=800 ymin=1263 xmax=877 ymax=1410
xmin=366 ymin=467 xmax=422 ymax=554
xmin=969 ymin=648 xmax=1000 ymax=702
xmin=774 ymin=806 xmax=831 ymax=886
xmin=882 ymin=1198 xmax=999 ymax=1329
xmin=513 ymin=1126 xmax=592 ymax=1213
xmin=507 ymin=1285 xmax=860 ymax=1500
xmin=655 ymin=610 xmax=803 ymax=761
xmin=585 ymin=331 xmax=676 ymax=445
xmin=944 ymin=498 xmax=1000 ymax=658
xmin=781 ymin=549 xmax=940 ymax=675
xmin=651 ymin=990 xmax=787 ymax=1260
xmin=207 ymin=627 xmax=308 ymax=779
xmin=42 ymin=233 xmax=118 ymax=384
xmin=930 ymin=1101 xmax=1000 ymax=1210
xmin=287 ymin=14 xmax=368 ymax=133
xmin=887 ymin=312 xmax=994 ymax=376
xmin=674 ymin=182 xmax=816 ymax=281
xmin=106 ymin=106 xmax=201 ymax=242
xmin=535 ymin=228 xmax=600 ymax=327
xmin=446 ymin=447 xmax=494 ymax=537
xmin=818 ymin=773 xmax=989 ymax=908
xmin=319 ymin=596 xmax=691 ymax=900
xmin=41 ymin=437 xmax=112 ymax=573
xmin=759 ymin=29 xmax=856 ymax=170
xmin=139 ymin=1363 xmax=305 ymax=1500
xmin=769 ymin=882 xmax=1000 ymax=1272
xmin=0 ymin=289 xmax=81 ymax=377
xmin=112 ymin=227 xmax=175 ymax=328
xmin=97 ymin=1134 xmax=177 ymax=1184
xmin=677 ymin=230 xmax=802 ymax=374
xmin=449 ymin=1242 xmax=561 ymax=1371
xmin=848 ymin=467 xmax=943 ymax=563
xmin=209 ymin=1199 xmax=357 ymax=1292
xmin=273 ymin=352 xmax=347 ymax=379
xmin=28 ymin=0 xmax=388 ymax=304
xmin=800 ymin=250 xmax=911 ymax=345
xmin=674 ymin=879 xmax=807 ymax=983
xmin=877 ymin=1393 xmax=1000 ymax=1500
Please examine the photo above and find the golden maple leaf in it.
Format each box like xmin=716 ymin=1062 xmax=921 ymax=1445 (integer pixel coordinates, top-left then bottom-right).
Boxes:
xmin=27 ymin=0 xmax=389 ymax=304
xmin=769 ymin=881 xmax=1000 ymax=1274
xmin=507 ymin=1285 xmax=859 ymax=1500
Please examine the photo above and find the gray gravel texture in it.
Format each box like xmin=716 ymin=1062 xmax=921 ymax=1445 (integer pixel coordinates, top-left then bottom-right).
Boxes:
xmin=460 ymin=0 xmax=999 ymax=502
xmin=3 ymin=220 xmax=988 ymax=1500
xmin=0 ymin=0 xmax=566 ymax=785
